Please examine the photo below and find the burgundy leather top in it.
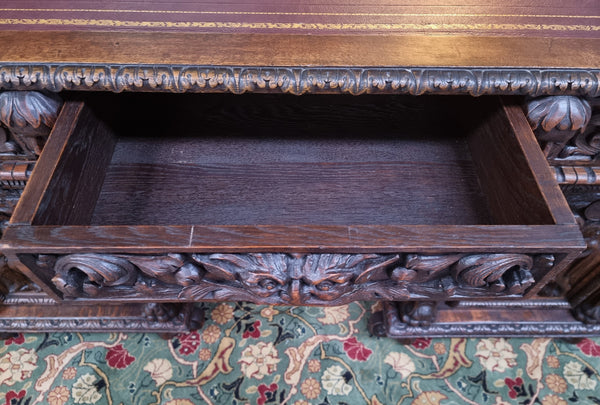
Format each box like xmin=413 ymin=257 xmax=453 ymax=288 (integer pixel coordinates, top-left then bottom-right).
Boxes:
xmin=1 ymin=0 xmax=598 ymax=38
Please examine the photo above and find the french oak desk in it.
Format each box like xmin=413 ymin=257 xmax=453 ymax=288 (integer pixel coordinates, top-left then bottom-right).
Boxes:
xmin=0 ymin=0 xmax=599 ymax=337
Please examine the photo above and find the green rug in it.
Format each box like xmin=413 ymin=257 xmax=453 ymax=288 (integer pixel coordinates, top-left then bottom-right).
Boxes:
xmin=1 ymin=302 xmax=600 ymax=405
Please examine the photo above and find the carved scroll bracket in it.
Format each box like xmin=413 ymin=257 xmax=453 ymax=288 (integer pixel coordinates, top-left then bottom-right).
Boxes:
xmin=32 ymin=252 xmax=549 ymax=305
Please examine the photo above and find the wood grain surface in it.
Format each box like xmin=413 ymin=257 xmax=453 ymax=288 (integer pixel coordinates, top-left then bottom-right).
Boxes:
xmin=0 ymin=31 xmax=597 ymax=69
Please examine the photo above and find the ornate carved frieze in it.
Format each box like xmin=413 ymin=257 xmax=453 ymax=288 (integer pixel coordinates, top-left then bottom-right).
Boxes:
xmin=0 ymin=64 xmax=598 ymax=97
xmin=36 ymin=252 xmax=548 ymax=305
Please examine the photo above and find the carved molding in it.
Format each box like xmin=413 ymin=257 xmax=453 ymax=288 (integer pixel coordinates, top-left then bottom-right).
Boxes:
xmin=0 ymin=316 xmax=192 ymax=333
xmin=0 ymin=65 xmax=598 ymax=97
xmin=383 ymin=320 xmax=600 ymax=338
xmin=38 ymin=252 xmax=548 ymax=305
xmin=379 ymin=300 xmax=600 ymax=338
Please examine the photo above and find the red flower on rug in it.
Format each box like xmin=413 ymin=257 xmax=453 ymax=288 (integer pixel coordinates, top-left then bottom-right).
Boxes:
xmin=5 ymin=389 xmax=26 ymax=405
xmin=577 ymin=338 xmax=600 ymax=357
xmin=176 ymin=331 xmax=201 ymax=355
xmin=257 ymin=383 xmax=278 ymax=405
xmin=343 ymin=337 xmax=372 ymax=361
xmin=411 ymin=338 xmax=432 ymax=350
xmin=106 ymin=344 xmax=136 ymax=369
xmin=243 ymin=320 xmax=262 ymax=339
xmin=3 ymin=334 xmax=24 ymax=346
xmin=505 ymin=377 xmax=524 ymax=399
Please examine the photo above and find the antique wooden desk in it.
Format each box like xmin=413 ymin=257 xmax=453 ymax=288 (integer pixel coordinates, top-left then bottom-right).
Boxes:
xmin=0 ymin=0 xmax=599 ymax=337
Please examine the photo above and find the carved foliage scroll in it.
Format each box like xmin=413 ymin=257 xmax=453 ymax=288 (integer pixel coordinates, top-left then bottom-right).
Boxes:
xmin=40 ymin=252 xmax=549 ymax=305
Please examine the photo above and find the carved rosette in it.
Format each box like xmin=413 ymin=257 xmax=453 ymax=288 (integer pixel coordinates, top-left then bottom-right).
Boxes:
xmin=526 ymin=96 xmax=592 ymax=159
xmin=39 ymin=252 xmax=548 ymax=305
xmin=0 ymin=91 xmax=62 ymax=156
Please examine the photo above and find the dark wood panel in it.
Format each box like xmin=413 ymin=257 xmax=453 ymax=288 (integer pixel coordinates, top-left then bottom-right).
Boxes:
xmin=468 ymin=98 xmax=561 ymax=225
xmin=91 ymin=160 xmax=490 ymax=226
xmin=2 ymin=224 xmax=584 ymax=253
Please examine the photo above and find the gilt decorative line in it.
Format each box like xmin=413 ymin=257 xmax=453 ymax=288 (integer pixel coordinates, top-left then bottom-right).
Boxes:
xmin=0 ymin=65 xmax=598 ymax=97
xmin=40 ymin=252 xmax=549 ymax=304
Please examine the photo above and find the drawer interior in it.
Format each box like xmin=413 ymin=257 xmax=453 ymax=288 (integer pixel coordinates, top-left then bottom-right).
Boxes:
xmin=92 ymin=94 xmax=489 ymax=226
xmin=23 ymin=93 xmax=562 ymax=228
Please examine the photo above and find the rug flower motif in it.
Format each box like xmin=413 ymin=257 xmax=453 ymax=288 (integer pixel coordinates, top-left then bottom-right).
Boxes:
xmin=1 ymin=302 xmax=600 ymax=405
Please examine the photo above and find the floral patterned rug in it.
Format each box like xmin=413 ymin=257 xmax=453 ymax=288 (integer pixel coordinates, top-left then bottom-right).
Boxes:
xmin=1 ymin=302 xmax=600 ymax=405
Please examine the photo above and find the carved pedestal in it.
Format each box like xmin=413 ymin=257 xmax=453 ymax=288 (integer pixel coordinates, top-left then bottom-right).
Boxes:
xmin=0 ymin=91 xmax=198 ymax=334
xmin=380 ymin=95 xmax=600 ymax=339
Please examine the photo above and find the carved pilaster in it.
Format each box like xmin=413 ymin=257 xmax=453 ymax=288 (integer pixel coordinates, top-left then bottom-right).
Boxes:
xmin=0 ymin=91 xmax=62 ymax=306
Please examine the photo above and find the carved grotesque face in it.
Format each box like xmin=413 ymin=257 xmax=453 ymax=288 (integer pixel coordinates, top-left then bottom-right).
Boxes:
xmin=191 ymin=253 xmax=400 ymax=305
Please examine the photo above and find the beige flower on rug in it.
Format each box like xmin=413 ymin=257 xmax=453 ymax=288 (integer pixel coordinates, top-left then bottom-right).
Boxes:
xmin=47 ymin=386 xmax=70 ymax=405
xmin=317 ymin=305 xmax=350 ymax=325
xmin=0 ymin=348 xmax=38 ymax=386
xmin=202 ymin=324 xmax=221 ymax=344
xmin=199 ymin=348 xmax=212 ymax=361
xmin=434 ymin=342 xmax=446 ymax=355
xmin=475 ymin=338 xmax=517 ymax=373
xmin=260 ymin=306 xmax=279 ymax=322
xmin=211 ymin=303 xmax=234 ymax=325
xmin=62 ymin=367 xmax=77 ymax=380
xmin=546 ymin=355 xmax=560 ymax=368
xmin=301 ymin=377 xmax=321 ymax=399
xmin=238 ymin=342 xmax=280 ymax=379
xmin=545 ymin=374 xmax=567 ymax=393
xmin=308 ymin=359 xmax=321 ymax=373
xmin=384 ymin=352 xmax=415 ymax=378
xmin=143 ymin=358 xmax=173 ymax=386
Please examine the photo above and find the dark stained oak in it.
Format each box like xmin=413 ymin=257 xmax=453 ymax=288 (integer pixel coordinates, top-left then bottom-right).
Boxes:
xmin=0 ymin=1 xmax=596 ymax=334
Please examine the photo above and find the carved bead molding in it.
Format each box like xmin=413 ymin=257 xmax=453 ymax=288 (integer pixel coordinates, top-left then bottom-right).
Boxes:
xmin=0 ymin=91 xmax=62 ymax=156
xmin=38 ymin=252 xmax=547 ymax=305
xmin=526 ymin=96 xmax=593 ymax=159
xmin=0 ymin=65 xmax=598 ymax=97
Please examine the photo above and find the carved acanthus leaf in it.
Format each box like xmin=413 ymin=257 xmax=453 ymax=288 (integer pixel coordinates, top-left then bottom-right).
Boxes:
xmin=453 ymin=254 xmax=534 ymax=293
xmin=125 ymin=254 xmax=203 ymax=286
xmin=527 ymin=96 xmax=592 ymax=134
xmin=53 ymin=254 xmax=138 ymax=297
xmin=0 ymin=91 xmax=62 ymax=155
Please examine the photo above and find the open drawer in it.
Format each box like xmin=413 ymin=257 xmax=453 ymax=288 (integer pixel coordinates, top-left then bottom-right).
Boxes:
xmin=1 ymin=93 xmax=585 ymax=305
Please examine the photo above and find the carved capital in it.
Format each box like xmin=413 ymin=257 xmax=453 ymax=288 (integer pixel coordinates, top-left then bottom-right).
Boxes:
xmin=0 ymin=91 xmax=62 ymax=156
xmin=36 ymin=252 xmax=548 ymax=304
xmin=526 ymin=96 xmax=592 ymax=158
